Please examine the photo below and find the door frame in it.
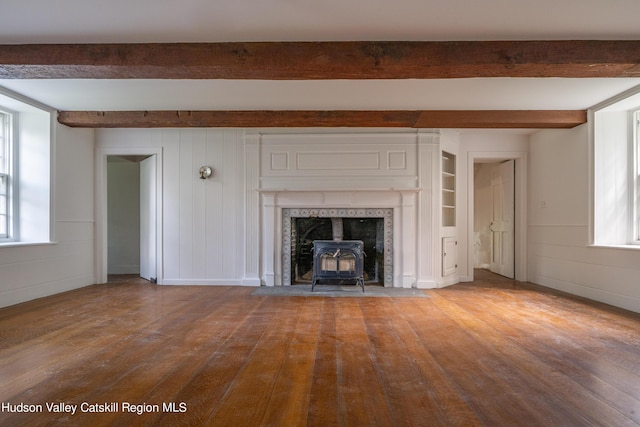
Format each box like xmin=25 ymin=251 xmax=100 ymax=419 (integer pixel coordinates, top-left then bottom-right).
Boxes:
xmin=95 ymin=147 xmax=164 ymax=284
xmin=466 ymin=151 xmax=527 ymax=282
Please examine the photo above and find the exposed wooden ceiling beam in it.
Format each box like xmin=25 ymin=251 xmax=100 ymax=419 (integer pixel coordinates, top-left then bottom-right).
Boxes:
xmin=2 ymin=41 xmax=640 ymax=79
xmin=414 ymin=110 xmax=586 ymax=128
xmin=57 ymin=110 xmax=587 ymax=128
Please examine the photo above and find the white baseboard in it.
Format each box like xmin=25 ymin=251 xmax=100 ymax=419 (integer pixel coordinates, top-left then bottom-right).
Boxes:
xmin=415 ymin=280 xmax=437 ymax=289
xmin=160 ymin=279 xmax=244 ymax=286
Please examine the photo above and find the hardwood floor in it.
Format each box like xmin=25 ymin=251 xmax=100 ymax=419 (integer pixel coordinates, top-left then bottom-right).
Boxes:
xmin=1 ymin=270 xmax=639 ymax=426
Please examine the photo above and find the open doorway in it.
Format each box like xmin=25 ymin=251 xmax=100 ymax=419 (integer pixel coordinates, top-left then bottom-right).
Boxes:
xmin=467 ymin=150 xmax=527 ymax=283
xmin=95 ymin=146 xmax=162 ymax=285
xmin=106 ymin=155 xmax=157 ymax=283
xmin=474 ymin=160 xmax=515 ymax=279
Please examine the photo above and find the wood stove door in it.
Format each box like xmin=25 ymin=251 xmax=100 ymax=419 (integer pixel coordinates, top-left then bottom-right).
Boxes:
xmin=319 ymin=252 xmax=339 ymax=278
xmin=319 ymin=252 xmax=356 ymax=277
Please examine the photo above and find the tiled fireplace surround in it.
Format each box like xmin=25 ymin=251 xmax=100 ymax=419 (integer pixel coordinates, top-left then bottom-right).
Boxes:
xmin=282 ymin=207 xmax=394 ymax=286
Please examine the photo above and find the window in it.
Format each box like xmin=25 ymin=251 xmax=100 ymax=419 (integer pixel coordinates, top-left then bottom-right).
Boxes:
xmin=591 ymin=87 xmax=640 ymax=247
xmin=0 ymin=110 xmax=13 ymax=240
xmin=0 ymin=88 xmax=52 ymax=245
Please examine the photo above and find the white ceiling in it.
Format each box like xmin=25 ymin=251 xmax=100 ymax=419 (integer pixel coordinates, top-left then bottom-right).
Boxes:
xmin=1 ymin=0 xmax=640 ymax=113
xmin=3 ymin=0 xmax=640 ymax=43
xmin=2 ymin=78 xmax=640 ymax=112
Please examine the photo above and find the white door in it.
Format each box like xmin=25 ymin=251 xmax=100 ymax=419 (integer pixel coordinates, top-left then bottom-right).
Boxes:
xmin=489 ymin=160 xmax=515 ymax=278
xmin=140 ymin=155 xmax=157 ymax=282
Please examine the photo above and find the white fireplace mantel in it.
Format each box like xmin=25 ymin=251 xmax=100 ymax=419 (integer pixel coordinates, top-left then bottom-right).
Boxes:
xmin=244 ymin=129 xmax=444 ymax=290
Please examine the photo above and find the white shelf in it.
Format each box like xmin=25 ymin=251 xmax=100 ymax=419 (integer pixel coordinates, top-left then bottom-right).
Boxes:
xmin=441 ymin=151 xmax=456 ymax=227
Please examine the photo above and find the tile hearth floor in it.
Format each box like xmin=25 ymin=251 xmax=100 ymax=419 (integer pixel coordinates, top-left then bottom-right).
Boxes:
xmin=252 ymin=284 xmax=429 ymax=297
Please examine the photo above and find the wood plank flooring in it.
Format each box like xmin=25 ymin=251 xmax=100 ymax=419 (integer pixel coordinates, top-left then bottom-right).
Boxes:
xmin=1 ymin=270 xmax=639 ymax=426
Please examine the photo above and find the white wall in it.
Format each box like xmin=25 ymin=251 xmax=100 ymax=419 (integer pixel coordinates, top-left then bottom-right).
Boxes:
xmin=92 ymin=125 xmax=640 ymax=314
xmin=5 ymin=121 xmax=639 ymax=312
xmin=96 ymin=128 xmax=247 ymax=285
xmin=529 ymin=124 xmax=640 ymax=313
xmin=0 ymin=123 xmax=95 ymax=308
xmin=97 ymin=128 xmax=443 ymax=288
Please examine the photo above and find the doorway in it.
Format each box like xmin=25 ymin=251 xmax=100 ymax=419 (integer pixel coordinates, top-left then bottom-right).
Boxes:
xmin=106 ymin=155 xmax=157 ymax=282
xmin=95 ymin=147 xmax=163 ymax=284
xmin=467 ymin=151 xmax=527 ymax=283
xmin=107 ymin=155 xmax=156 ymax=283
xmin=474 ymin=160 xmax=515 ymax=278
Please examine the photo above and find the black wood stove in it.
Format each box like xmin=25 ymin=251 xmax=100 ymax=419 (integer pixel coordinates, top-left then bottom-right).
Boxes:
xmin=311 ymin=240 xmax=365 ymax=292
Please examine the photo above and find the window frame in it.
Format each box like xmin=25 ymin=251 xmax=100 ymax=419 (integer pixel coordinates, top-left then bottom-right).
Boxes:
xmin=0 ymin=109 xmax=16 ymax=241
xmin=634 ymin=110 xmax=640 ymax=244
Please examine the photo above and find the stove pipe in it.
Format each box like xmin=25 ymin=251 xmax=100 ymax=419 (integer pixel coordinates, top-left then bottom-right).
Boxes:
xmin=331 ymin=217 xmax=343 ymax=241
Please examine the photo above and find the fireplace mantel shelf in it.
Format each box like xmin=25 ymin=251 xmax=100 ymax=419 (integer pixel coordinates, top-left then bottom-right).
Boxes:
xmin=257 ymin=188 xmax=422 ymax=193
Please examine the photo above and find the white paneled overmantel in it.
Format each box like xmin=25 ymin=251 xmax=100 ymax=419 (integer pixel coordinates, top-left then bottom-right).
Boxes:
xmin=248 ymin=129 xmax=453 ymax=289
xmin=258 ymin=131 xmax=420 ymax=190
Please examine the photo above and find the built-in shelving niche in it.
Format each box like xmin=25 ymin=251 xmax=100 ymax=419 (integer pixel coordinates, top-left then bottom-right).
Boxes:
xmin=441 ymin=151 xmax=456 ymax=227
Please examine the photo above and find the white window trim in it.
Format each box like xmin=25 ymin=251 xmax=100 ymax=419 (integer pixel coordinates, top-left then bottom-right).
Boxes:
xmin=634 ymin=110 xmax=640 ymax=244
xmin=0 ymin=108 xmax=18 ymax=242
xmin=0 ymin=112 xmax=7 ymax=238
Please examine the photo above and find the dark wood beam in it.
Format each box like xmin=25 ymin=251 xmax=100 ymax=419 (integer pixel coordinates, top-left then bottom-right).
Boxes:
xmin=57 ymin=110 xmax=586 ymax=128
xmin=2 ymin=41 xmax=640 ymax=79
xmin=57 ymin=110 xmax=422 ymax=128
xmin=414 ymin=110 xmax=587 ymax=128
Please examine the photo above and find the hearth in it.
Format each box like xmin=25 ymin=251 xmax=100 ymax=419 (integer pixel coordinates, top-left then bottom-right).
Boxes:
xmin=311 ymin=240 xmax=365 ymax=292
